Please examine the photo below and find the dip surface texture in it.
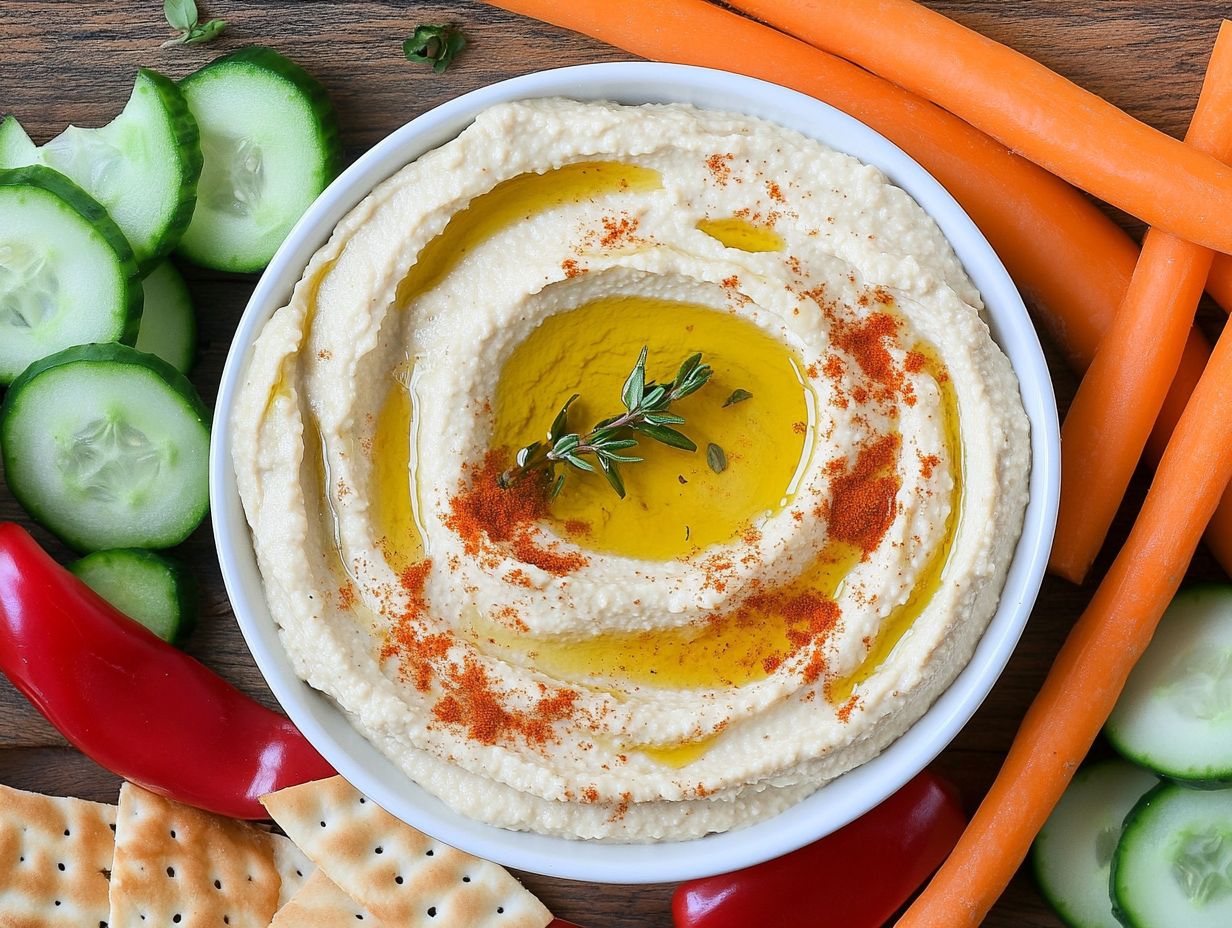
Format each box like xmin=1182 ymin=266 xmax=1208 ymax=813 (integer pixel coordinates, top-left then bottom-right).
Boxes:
xmin=232 ymin=99 xmax=1030 ymax=841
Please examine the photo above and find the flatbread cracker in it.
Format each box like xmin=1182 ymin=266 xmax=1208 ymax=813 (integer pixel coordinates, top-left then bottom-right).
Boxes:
xmin=270 ymin=834 xmax=314 ymax=909
xmin=268 ymin=869 xmax=371 ymax=927
xmin=108 ymin=782 xmax=285 ymax=928
xmin=0 ymin=782 xmax=116 ymax=928
xmin=262 ymin=777 xmax=551 ymax=928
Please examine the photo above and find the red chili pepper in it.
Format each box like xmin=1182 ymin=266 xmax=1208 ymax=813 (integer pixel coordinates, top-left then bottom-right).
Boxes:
xmin=673 ymin=771 xmax=965 ymax=928
xmin=0 ymin=522 xmax=334 ymax=818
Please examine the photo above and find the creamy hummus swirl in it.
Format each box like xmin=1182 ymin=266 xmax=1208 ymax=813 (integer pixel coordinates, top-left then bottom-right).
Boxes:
xmin=233 ymin=99 xmax=1030 ymax=840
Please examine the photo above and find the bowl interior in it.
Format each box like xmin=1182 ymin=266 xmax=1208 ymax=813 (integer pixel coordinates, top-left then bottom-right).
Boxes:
xmin=210 ymin=61 xmax=1060 ymax=884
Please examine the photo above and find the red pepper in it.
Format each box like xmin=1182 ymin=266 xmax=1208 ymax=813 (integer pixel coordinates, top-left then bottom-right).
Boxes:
xmin=673 ymin=771 xmax=965 ymax=928
xmin=0 ymin=522 xmax=334 ymax=818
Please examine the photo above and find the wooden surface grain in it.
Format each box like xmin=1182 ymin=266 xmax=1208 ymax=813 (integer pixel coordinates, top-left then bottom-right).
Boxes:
xmin=1 ymin=2 xmax=1227 ymax=925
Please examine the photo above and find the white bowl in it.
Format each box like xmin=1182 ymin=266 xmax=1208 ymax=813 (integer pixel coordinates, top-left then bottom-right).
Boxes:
xmin=211 ymin=61 xmax=1060 ymax=884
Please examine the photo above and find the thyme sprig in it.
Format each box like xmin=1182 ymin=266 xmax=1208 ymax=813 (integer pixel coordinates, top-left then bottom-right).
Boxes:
xmin=497 ymin=347 xmax=713 ymax=499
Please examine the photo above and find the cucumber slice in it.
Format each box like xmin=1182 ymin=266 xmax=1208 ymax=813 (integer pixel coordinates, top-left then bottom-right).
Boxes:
xmin=177 ymin=46 xmax=342 ymax=272
xmin=1112 ymin=782 xmax=1232 ymax=928
xmin=1106 ymin=584 xmax=1232 ymax=786
xmin=70 ymin=548 xmax=197 ymax=644
xmin=0 ymin=343 xmax=210 ymax=552
xmin=0 ymin=165 xmax=141 ymax=385
xmin=135 ymin=260 xmax=196 ymax=373
xmin=0 ymin=115 xmax=38 ymax=163
xmin=1032 ymin=759 xmax=1158 ymax=928
xmin=0 ymin=69 xmax=202 ymax=268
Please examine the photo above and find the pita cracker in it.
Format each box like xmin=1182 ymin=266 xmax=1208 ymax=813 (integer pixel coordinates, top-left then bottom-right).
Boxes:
xmin=108 ymin=782 xmax=285 ymax=928
xmin=270 ymin=833 xmax=314 ymax=909
xmin=262 ymin=777 xmax=551 ymax=928
xmin=0 ymin=782 xmax=116 ymax=928
xmin=268 ymin=869 xmax=372 ymax=927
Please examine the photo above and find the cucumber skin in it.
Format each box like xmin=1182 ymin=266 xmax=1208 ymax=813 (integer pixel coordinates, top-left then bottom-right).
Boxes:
xmin=0 ymin=164 xmax=143 ymax=356
xmin=1030 ymin=758 xmax=1156 ymax=928
xmin=1109 ymin=782 xmax=1199 ymax=928
xmin=0 ymin=343 xmax=212 ymax=552
xmin=0 ymin=341 xmax=210 ymax=426
xmin=1105 ymin=583 xmax=1232 ymax=789
xmin=189 ymin=46 xmax=343 ymax=187
xmin=137 ymin=261 xmax=197 ymax=374
xmin=133 ymin=67 xmax=204 ymax=270
xmin=1 ymin=71 xmax=202 ymax=271
xmin=70 ymin=548 xmax=198 ymax=645
xmin=177 ymin=45 xmax=342 ymax=273
xmin=1108 ymin=783 xmax=1158 ymax=928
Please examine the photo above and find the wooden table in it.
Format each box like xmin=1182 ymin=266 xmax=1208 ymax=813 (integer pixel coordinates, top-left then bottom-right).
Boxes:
xmin=3 ymin=2 xmax=1227 ymax=924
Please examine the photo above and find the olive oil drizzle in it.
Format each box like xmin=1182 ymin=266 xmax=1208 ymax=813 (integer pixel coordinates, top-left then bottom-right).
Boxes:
xmin=827 ymin=344 xmax=963 ymax=705
xmin=396 ymin=161 xmax=663 ymax=307
xmin=696 ymin=216 xmax=785 ymax=253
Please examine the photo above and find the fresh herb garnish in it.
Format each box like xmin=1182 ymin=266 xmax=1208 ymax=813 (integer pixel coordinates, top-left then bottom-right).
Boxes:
xmin=723 ymin=388 xmax=753 ymax=407
xmin=498 ymin=347 xmax=713 ymax=499
xmin=707 ymin=443 xmax=728 ymax=474
xmin=161 ymin=0 xmax=227 ymax=47
xmin=403 ymin=24 xmax=466 ymax=73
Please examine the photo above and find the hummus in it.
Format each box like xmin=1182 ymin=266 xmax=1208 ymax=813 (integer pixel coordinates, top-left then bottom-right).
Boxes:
xmin=233 ymin=99 xmax=1030 ymax=841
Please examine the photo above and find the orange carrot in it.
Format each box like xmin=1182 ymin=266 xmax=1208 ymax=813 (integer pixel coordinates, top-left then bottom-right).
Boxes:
xmin=726 ymin=0 xmax=1232 ymax=255
xmin=483 ymin=0 xmax=1232 ymax=574
xmin=1211 ymin=253 xmax=1232 ymax=307
xmin=1053 ymin=34 xmax=1232 ymax=583
xmin=899 ymin=240 xmax=1232 ymax=927
xmin=1053 ymin=231 xmax=1214 ymax=582
xmin=897 ymin=25 xmax=1232 ymax=924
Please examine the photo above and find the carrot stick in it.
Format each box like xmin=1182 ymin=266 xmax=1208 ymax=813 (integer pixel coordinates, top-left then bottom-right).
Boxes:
xmin=725 ymin=0 xmax=1232 ymax=255
xmin=1211 ymin=253 xmax=1232 ymax=307
xmin=896 ymin=26 xmax=1232 ymax=925
xmin=1053 ymin=232 xmax=1214 ymax=582
xmin=483 ymin=0 xmax=1232 ymax=574
xmin=1053 ymin=35 xmax=1232 ymax=584
xmin=898 ymin=250 xmax=1232 ymax=928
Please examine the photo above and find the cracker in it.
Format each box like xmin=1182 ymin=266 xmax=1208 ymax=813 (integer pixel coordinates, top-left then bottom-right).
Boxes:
xmin=268 ymin=869 xmax=371 ymax=927
xmin=270 ymin=834 xmax=314 ymax=909
xmin=262 ymin=777 xmax=552 ymax=928
xmin=108 ymin=782 xmax=286 ymax=928
xmin=0 ymin=782 xmax=116 ymax=928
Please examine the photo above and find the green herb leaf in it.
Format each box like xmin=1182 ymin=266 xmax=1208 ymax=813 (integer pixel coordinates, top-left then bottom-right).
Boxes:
xmin=164 ymin=0 xmax=196 ymax=31
xmin=641 ymin=384 xmax=668 ymax=410
xmin=723 ymin=388 xmax=753 ymax=407
xmin=550 ymin=473 xmax=566 ymax=499
xmin=564 ymin=454 xmax=596 ymax=473
xmin=161 ymin=0 xmax=226 ymax=46
xmin=621 ymin=346 xmax=648 ymax=410
xmin=594 ymin=438 xmax=639 ymax=451
xmin=636 ymin=422 xmax=697 ymax=452
xmin=602 ymin=451 xmax=644 ymax=464
xmin=515 ymin=442 xmax=540 ymax=468
xmin=677 ymin=352 xmax=702 ymax=385
xmin=549 ymin=394 xmax=579 ymax=440
xmin=643 ymin=412 xmax=686 ymax=426
xmin=707 ymin=443 xmax=728 ymax=474
xmin=599 ymin=458 xmax=627 ymax=498
xmin=403 ymin=24 xmax=467 ymax=74
xmin=185 ymin=18 xmax=227 ymax=43
xmin=497 ymin=347 xmax=713 ymax=497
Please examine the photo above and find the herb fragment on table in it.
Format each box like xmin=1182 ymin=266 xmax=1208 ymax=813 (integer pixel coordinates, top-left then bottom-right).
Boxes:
xmin=403 ymin=24 xmax=467 ymax=73
xmin=723 ymin=388 xmax=753 ymax=407
xmin=498 ymin=346 xmax=713 ymax=499
xmin=707 ymin=443 xmax=728 ymax=474
xmin=160 ymin=0 xmax=227 ymax=47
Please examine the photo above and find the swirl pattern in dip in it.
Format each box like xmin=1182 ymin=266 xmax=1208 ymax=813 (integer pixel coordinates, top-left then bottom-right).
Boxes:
xmin=232 ymin=99 xmax=1030 ymax=841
